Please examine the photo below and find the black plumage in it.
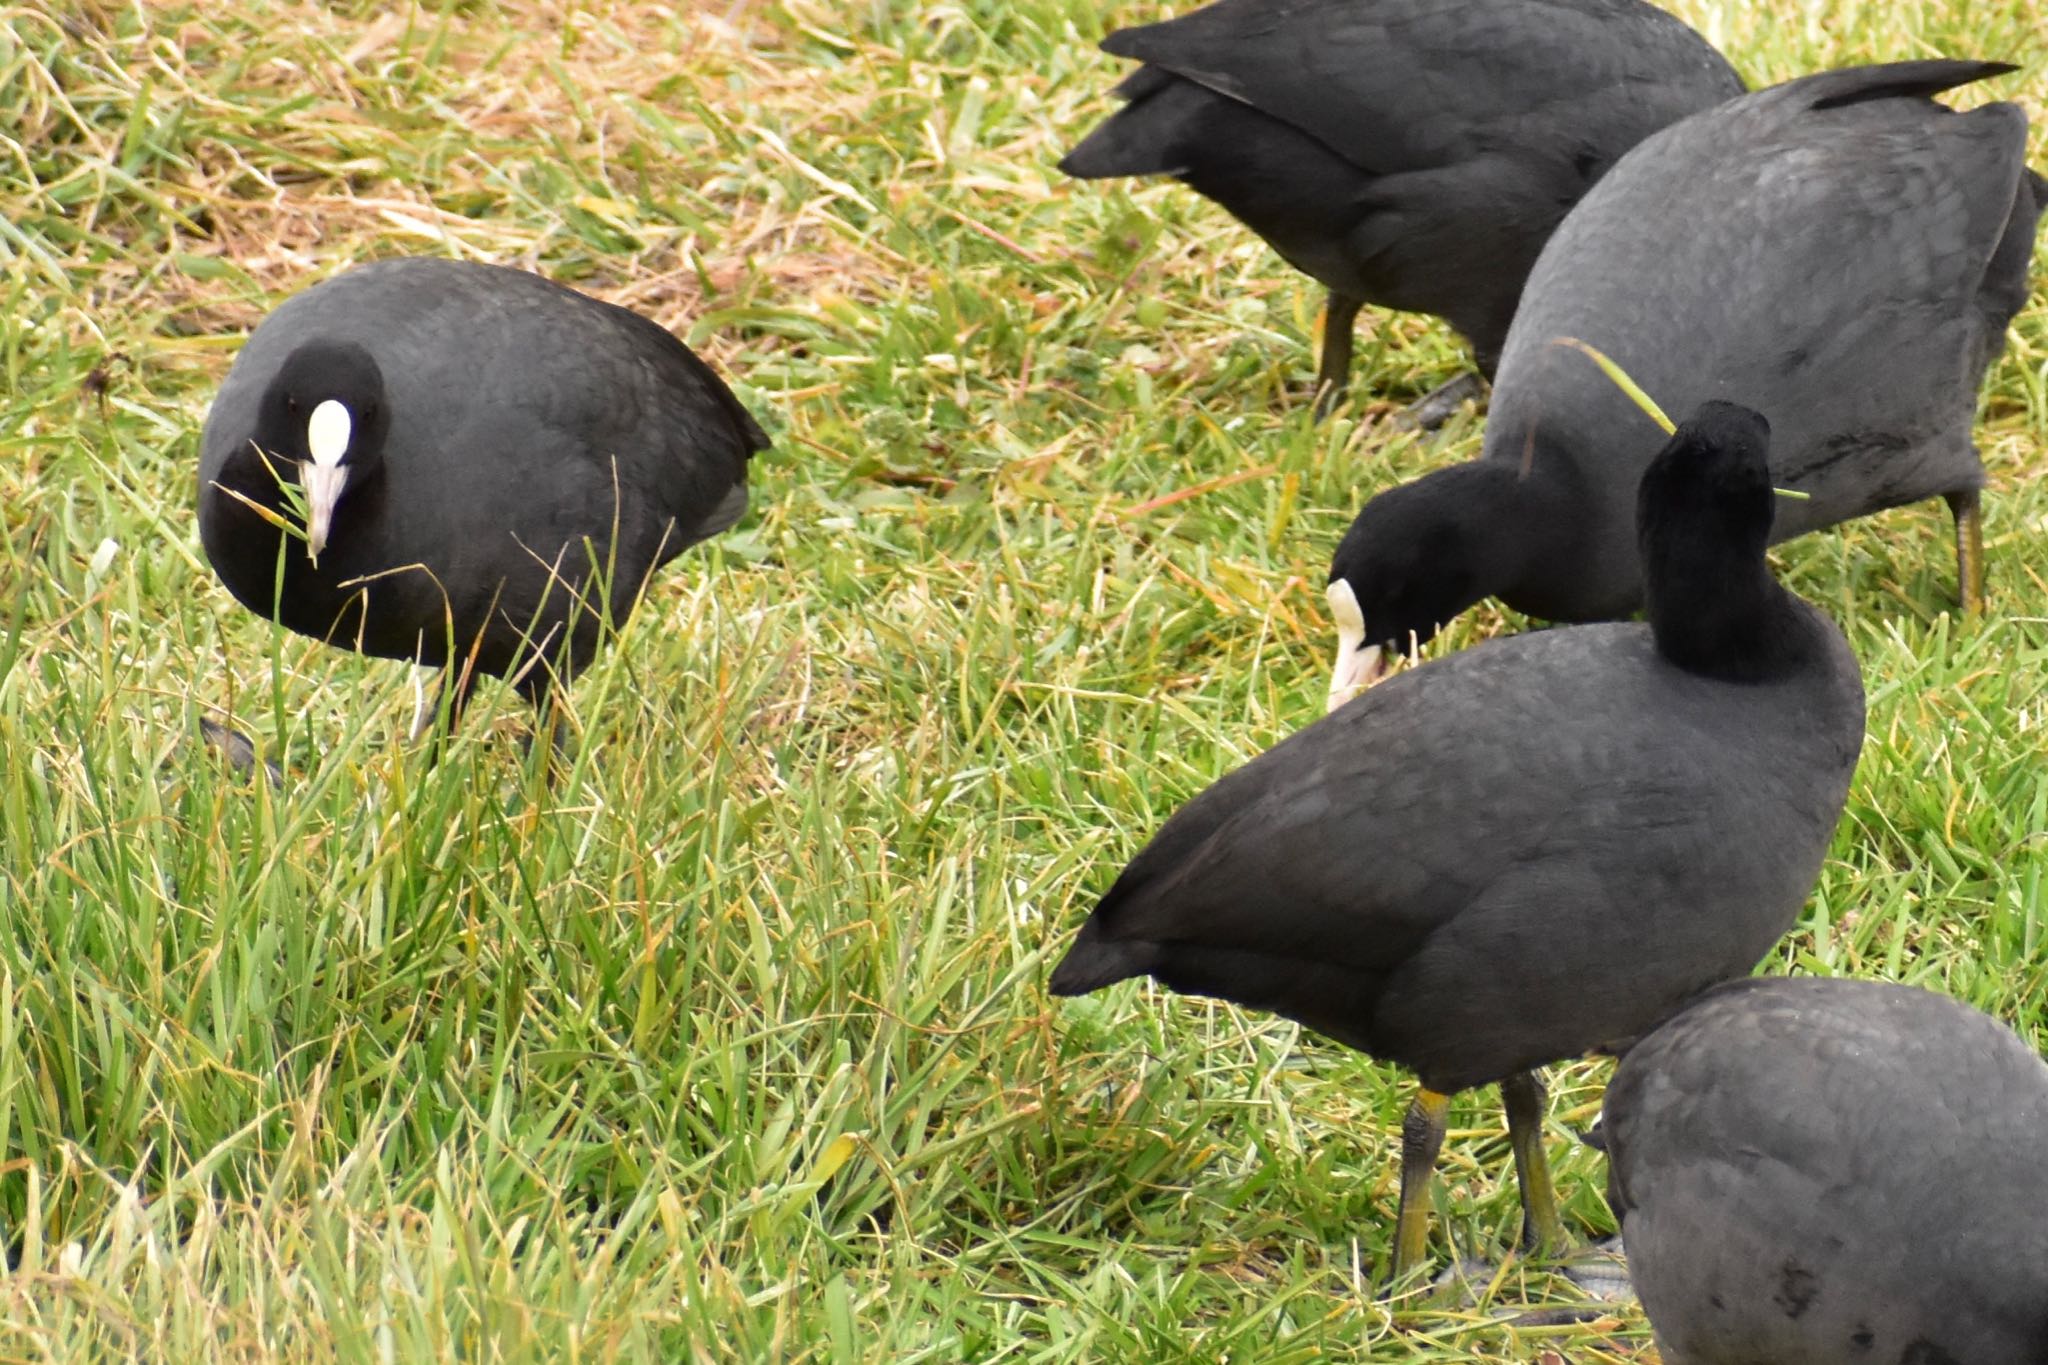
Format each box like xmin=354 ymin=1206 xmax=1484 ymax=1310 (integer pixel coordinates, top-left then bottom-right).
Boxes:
xmin=198 ymin=257 xmax=768 ymax=741
xmin=1059 ymin=0 xmax=1743 ymax=413
xmin=1051 ymin=403 xmax=1864 ymax=1284
xmin=1326 ymin=59 xmax=2044 ymax=686
xmin=1604 ymin=977 xmax=2048 ymax=1364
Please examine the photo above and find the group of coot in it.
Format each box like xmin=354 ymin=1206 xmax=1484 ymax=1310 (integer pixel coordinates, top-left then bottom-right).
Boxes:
xmin=192 ymin=0 xmax=2047 ymax=1357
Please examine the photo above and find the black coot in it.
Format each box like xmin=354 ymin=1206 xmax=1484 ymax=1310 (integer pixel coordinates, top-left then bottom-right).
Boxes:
xmin=198 ymin=258 xmax=768 ymax=744
xmin=1326 ymin=60 xmax=2043 ymax=697
xmin=1059 ymin=0 xmax=1742 ymax=416
xmin=1051 ymin=403 xmax=1864 ymax=1284
xmin=1604 ymin=976 xmax=2048 ymax=1363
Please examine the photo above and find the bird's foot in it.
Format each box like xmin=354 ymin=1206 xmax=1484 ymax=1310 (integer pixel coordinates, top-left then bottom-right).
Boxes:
xmin=1393 ymin=372 xmax=1486 ymax=432
xmin=1427 ymin=1255 xmax=1498 ymax=1296
xmin=1402 ymin=1234 xmax=1632 ymax=1324
xmin=196 ymin=717 xmax=286 ymax=788
xmin=1490 ymin=1235 xmax=1632 ymax=1330
xmin=1557 ymin=1232 xmax=1631 ymax=1301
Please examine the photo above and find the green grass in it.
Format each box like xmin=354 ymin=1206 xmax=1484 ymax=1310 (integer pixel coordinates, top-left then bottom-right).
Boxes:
xmin=3 ymin=0 xmax=2046 ymax=1359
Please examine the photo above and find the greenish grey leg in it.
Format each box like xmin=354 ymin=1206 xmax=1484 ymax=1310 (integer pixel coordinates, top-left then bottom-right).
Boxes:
xmin=1501 ymin=1070 xmax=1564 ymax=1257
xmin=1946 ymin=488 xmax=1984 ymax=616
xmin=1314 ymin=291 xmax=1364 ymax=420
xmin=1391 ymin=1087 xmax=1451 ymax=1286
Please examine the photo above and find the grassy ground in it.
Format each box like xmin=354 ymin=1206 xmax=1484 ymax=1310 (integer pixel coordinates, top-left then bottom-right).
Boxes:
xmin=3 ymin=0 xmax=2045 ymax=1359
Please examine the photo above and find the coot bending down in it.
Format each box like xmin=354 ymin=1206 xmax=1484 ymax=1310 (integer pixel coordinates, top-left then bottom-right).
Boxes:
xmin=1604 ymin=977 xmax=2048 ymax=1363
xmin=1051 ymin=403 xmax=1864 ymax=1284
xmin=1326 ymin=59 xmax=2043 ymax=698
xmin=198 ymin=258 xmax=769 ymax=746
xmin=1060 ymin=0 xmax=1743 ymax=417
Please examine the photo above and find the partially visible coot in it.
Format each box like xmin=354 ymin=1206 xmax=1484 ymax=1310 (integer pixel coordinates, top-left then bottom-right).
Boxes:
xmin=1050 ymin=403 xmax=1864 ymax=1285
xmin=1326 ymin=59 xmax=2043 ymax=700
xmin=198 ymin=258 xmax=768 ymax=749
xmin=1059 ymin=0 xmax=1742 ymax=418
xmin=1604 ymin=976 xmax=2048 ymax=1363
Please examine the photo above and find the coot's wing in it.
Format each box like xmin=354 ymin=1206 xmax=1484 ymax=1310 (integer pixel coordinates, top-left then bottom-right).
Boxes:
xmin=585 ymin=296 xmax=767 ymax=543
xmin=1488 ymin=60 xmax=2033 ymax=528
xmin=419 ymin=262 xmax=768 ymax=550
xmin=1074 ymin=626 xmax=1705 ymax=979
xmin=1104 ymin=0 xmax=1742 ymax=175
xmin=1498 ymin=58 xmax=2031 ymax=405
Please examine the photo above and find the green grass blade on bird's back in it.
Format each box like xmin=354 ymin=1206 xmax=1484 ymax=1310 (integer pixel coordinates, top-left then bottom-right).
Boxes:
xmin=1551 ymin=335 xmax=1811 ymax=500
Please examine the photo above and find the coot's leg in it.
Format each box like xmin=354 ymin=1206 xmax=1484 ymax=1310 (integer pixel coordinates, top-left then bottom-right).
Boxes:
xmin=1395 ymin=372 xmax=1487 ymax=431
xmin=1502 ymin=1070 xmax=1564 ymax=1256
xmin=1314 ymin=290 xmax=1364 ymax=420
xmin=1391 ymin=1086 xmax=1451 ymax=1286
xmin=1946 ymin=488 xmax=1984 ymax=615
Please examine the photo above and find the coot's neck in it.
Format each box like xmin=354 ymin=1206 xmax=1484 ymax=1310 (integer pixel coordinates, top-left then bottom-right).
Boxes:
xmin=1644 ymin=529 xmax=1818 ymax=683
xmin=1431 ymin=456 xmax=1586 ymax=610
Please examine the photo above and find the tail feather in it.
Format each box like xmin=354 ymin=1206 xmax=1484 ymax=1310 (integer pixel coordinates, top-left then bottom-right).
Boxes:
xmin=1047 ymin=917 xmax=1153 ymax=995
xmin=1804 ymin=58 xmax=2018 ymax=112
xmin=1058 ymin=67 xmax=1206 ymax=180
xmin=1963 ymin=119 xmax=2043 ymax=370
xmin=687 ymin=480 xmax=750 ymax=543
xmin=1059 ymin=110 xmax=1181 ymax=180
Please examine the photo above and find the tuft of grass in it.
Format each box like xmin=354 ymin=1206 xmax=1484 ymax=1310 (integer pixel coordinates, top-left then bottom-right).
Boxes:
xmin=1 ymin=0 xmax=2044 ymax=1359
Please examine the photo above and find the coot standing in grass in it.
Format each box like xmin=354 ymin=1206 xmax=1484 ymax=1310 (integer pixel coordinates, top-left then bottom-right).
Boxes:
xmin=1059 ymin=0 xmax=1743 ymax=419
xmin=1326 ymin=59 xmax=2043 ymax=700
xmin=198 ymin=257 xmax=769 ymax=749
xmin=1602 ymin=977 xmax=2048 ymax=1363
xmin=1050 ymin=402 xmax=1864 ymax=1285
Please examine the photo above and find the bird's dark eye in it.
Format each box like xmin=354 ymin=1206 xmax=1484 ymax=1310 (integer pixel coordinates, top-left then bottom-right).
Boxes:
xmin=287 ymin=396 xmax=299 ymax=415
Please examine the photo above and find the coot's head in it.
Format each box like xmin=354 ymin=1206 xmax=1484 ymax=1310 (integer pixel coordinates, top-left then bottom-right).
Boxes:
xmin=1637 ymin=402 xmax=1813 ymax=681
xmin=1636 ymin=400 xmax=1776 ymax=569
xmin=1325 ymin=470 xmax=1497 ymax=711
xmin=245 ymin=341 xmax=390 ymax=563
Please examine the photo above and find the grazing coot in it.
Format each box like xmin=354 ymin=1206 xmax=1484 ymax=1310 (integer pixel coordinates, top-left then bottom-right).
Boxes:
xmin=1059 ymin=0 xmax=1743 ymax=417
xmin=1603 ymin=977 xmax=2048 ymax=1363
xmin=1051 ymin=402 xmax=1864 ymax=1285
xmin=1327 ymin=59 xmax=2044 ymax=698
xmin=198 ymin=257 xmax=768 ymax=744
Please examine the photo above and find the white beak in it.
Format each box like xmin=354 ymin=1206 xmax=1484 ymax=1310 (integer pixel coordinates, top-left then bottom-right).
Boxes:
xmin=1326 ymin=579 xmax=1386 ymax=713
xmin=300 ymin=461 xmax=348 ymax=563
